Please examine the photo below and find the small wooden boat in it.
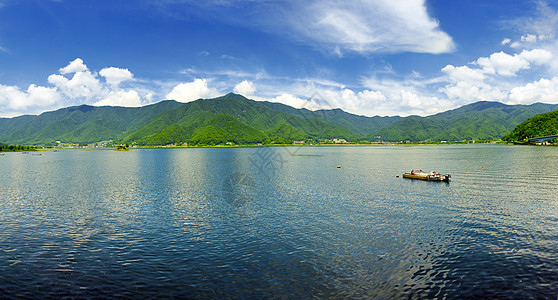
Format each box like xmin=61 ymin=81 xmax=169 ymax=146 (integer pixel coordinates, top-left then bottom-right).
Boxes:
xmin=402 ymin=170 xmax=450 ymax=182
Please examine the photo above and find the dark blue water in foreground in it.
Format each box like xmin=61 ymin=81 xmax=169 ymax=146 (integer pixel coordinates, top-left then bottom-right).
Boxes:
xmin=0 ymin=145 xmax=557 ymax=298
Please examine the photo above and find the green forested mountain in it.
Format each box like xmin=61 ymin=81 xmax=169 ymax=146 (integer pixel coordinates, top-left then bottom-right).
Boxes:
xmin=121 ymin=93 xmax=370 ymax=145
xmin=0 ymin=100 xmax=183 ymax=145
xmin=503 ymin=110 xmax=558 ymax=141
xmin=0 ymin=93 xmax=398 ymax=145
xmin=1 ymin=94 xmax=556 ymax=145
xmin=370 ymin=101 xmax=558 ymax=142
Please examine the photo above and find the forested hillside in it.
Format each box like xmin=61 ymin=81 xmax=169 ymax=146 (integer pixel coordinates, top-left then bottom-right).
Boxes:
xmin=503 ymin=110 xmax=558 ymax=141
xmin=1 ymin=93 xmax=557 ymax=145
xmin=371 ymin=101 xmax=558 ymax=142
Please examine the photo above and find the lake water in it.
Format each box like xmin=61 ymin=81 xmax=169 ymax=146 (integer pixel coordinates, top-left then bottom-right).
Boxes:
xmin=0 ymin=145 xmax=557 ymax=298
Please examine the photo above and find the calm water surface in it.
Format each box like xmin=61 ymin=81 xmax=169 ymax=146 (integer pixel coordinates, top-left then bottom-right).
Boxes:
xmin=0 ymin=145 xmax=557 ymax=298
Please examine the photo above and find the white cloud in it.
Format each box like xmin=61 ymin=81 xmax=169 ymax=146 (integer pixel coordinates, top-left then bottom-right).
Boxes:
xmin=269 ymin=92 xmax=335 ymax=111
xmin=358 ymin=89 xmax=387 ymax=102
xmin=272 ymin=76 xmax=452 ymax=116
xmin=501 ymin=38 xmax=511 ymax=45
xmin=293 ymin=0 xmax=455 ymax=54
xmin=94 ymin=90 xmax=142 ymax=107
xmin=437 ymin=46 xmax=556 ymax=106
xmin=59 ymin=58 xmax=88 ymax=74
xmin=442 ymin=65 xmax=485 ymax=82
xmin=233 ymin=80 xmax=256 ymax=96
xmin=521 ymin=33 xmax=538 ymax=43
xmin=319 ymin=88 xmax=408 ymax=116
xmin=0 ymin=58 xmax=161 ymax=116
xmin=271 ymin=93 xmax=311 ymax=109
xmin=99 ymin=67 xmax=133 ymax=86
xmin=510 ymin=41 xmax=522 ymax=48
xmin=48 ymin=58 xmax=105 ymax=100
xmin=508 ymin=77 xmax=558 ymax=104
xmin=475 ymin=49 xmax=552 ymax=76
xmin=46 ymin=59 xmax=150 ymax=107
xmin=0 ymin=84 xmax=60 ymax=111
xmin=48 ymin=70 xmax=102 ymax=99
xmin=520 ymin=48 xmax=553 ymax=64
xmin=399 ymin=90 xmax=423 ymax=109
xmin=166 ymin=78 xmax=219 ymax=102
xmin=439 ymin=80 xmax=507 ymax=103
xmin=358 ymin=75 xmax=455 ymax=116
xmin=476 ymin=52 xmax=529 ymax=76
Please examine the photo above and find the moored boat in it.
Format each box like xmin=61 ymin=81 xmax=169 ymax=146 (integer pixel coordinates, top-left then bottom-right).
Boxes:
xmin=402 ymin=170 xmax=450 ymax=182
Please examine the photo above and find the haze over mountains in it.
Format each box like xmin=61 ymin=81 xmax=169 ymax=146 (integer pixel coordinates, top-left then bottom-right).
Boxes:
xmin=0 ymin=93 xmax=557 ymax=146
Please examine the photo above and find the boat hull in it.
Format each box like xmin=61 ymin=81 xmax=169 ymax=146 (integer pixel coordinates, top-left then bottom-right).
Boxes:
xmin=402 ymin=172 xmax=450 ymax=182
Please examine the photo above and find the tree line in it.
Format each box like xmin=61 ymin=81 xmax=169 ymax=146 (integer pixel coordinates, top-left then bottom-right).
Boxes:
xmin=0 ymin=143 xmax=37 ymax=152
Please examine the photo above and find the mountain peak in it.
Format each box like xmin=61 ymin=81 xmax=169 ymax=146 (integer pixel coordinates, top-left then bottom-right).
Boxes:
xmin=68 ymin=104 xmax=95 ymax=113
xmin=218 ymin=92 xmax=248 ymax=100
xmin=465 ymin=101 xmax=508 ymax=111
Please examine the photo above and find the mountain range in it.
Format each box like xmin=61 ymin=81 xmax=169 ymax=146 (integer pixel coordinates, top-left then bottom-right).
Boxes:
xmin=1 ymin=93 xmax=557 ymax=145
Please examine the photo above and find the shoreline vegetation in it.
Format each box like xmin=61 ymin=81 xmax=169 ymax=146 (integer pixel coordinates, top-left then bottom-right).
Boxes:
xmin=36 ymin=139 xmax=557 ymax=150
xmin=115 ymin=143 xmax=130 ymax=151
xmin=0 ymin=143 xmax=37 ymax=152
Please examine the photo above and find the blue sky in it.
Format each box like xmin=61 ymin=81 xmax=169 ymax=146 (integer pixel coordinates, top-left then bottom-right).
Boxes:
xmin=1 ymin=0 xmax=558 ymax=117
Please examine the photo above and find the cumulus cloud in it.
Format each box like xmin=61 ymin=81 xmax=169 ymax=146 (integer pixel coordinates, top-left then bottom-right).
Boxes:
xmin=48 ymin=70 xmax=102 ymax=100
xmin=508 ymin=77 xmax=558 ymax=104
xmin=270 ymin=76 xmax=450 ymax=116
xmin=442 ymin=65 xmax=485 ymax=82
xmin=0 ymin=58 xmax=157 ymax=116
xmin=59 ymin=58 xmax=88 ymax=74
xmin=358 ymin=75 xmax=455 ymax=116
xmin=440 ymin=50 xmax=553 ymax=90
xmin=519 ymin=48 xmax=554 ymax=64
xmin=99 ymin=67 xmax=133 ymax=86
xmin=233 ymin=80 xmax=256 ymax=96
xmin=439 ymin=80 xmax=507 ymax=103
xmin=0 ymin=84 xmax=60 ymax=111
xmin=437 ymin=47 xmax=555 ymax=106
xmin=319 ymin=87 xmax=430 ymax=116
xmin=475 ymin=49 xmax=552 ymax=76
xmin=271 ymin=93 xmax=311 ymax=109
xmin=47 ymin=58 xmax=105 ymax=100
xmin=166 ymin=78 xmax=219 ymax=102
xmin=94 ymin=90 xmax=142 ymax=107
xmin=45 ymin=58 xmax=151 ymax=108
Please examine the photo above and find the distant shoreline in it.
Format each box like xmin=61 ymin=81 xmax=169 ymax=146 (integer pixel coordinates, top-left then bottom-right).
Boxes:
xmin=29 ymin=138 xmax=558 ymax=151
xmin=42 ymin=140 xmax=544 ymax=151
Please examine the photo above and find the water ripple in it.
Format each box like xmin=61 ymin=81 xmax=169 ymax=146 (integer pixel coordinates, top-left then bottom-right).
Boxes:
xmin=0 ymin=146 xmax=556 ymax=298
